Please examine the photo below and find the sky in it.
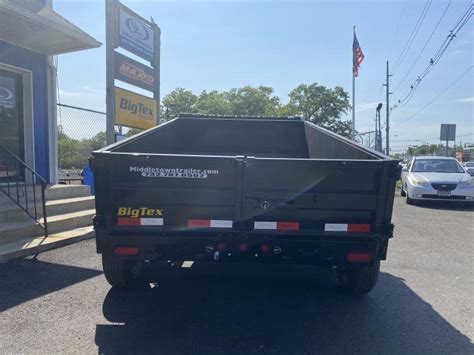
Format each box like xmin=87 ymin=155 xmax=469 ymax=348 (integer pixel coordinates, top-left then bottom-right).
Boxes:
xmin=55 ymin=0 xmax=473 ymax=152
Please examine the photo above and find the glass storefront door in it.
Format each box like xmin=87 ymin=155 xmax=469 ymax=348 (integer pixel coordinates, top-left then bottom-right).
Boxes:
xmin=0 ymin=70 xmax=24 ymax=181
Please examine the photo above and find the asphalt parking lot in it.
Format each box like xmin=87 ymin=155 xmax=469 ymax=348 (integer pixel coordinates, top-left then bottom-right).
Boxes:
xmin=0 ymin=196 xmax=473 ymax=354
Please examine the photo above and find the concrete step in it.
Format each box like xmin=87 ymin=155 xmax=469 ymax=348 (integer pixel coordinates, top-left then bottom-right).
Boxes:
xmin=45 ymin=185 xmax=91 ymax=201
xmin=0 ymin=203 xmax=41 ymax=223
xmin=0 ymin=186 xmax=44 ymax=208
xmin=40 ymin=209 xmax=95 ymax=235
xmin=0 ymin=220 xmax=42 ymax=245
xmin=0 ymin=209 xmax=95 ymax=245
xmin=46 ymin=196 xmax=95 ymax=217
xmin=0 ymin=226 xmax=95 ymax=262
xmin=0 ymin=196 xmax=95 ymax=223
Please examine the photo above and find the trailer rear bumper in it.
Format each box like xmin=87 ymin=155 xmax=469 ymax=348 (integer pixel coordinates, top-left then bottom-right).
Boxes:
xmin=96 ymin=229 xmax=390 ymax=266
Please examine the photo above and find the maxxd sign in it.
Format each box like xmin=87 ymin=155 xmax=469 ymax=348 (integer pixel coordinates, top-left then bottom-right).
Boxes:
xmin=115 ymin=87 xmax=157 ymax=129
xmin=114 ymin=52 xmax=156 ymax=91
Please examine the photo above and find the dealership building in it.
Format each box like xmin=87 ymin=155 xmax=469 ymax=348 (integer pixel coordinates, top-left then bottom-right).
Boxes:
xmin=0 ymin=0 xmax=100 ymax=183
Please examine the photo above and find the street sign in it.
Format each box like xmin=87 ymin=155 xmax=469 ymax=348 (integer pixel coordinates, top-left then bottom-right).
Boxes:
xmin=440 ymin=124 xmax=456 ymax=141
xmin=114 ymin=52 xmax=156 ymax=91
xmin=115 ymin=87 xmax=157 ymax=129
xmin=118 ymin=4 xmax=154 ymax=61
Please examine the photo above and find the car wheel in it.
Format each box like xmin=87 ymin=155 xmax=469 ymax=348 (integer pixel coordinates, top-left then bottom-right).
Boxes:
xmin=102 ymin=251 xmax=146 ymax=288
xmin=337 ymin=261 xmax=380 ymax=295
xmin=400 ymin=185 xmax=406 ymax=197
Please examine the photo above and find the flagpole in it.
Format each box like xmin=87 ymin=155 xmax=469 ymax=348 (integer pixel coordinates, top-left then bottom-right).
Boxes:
xmin=351 ymin=25 xmax=356 ymax=140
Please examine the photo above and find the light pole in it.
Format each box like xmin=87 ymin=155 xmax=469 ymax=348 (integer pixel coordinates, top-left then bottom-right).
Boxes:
xmin=375 ymin=103 xmax=383 ymax=152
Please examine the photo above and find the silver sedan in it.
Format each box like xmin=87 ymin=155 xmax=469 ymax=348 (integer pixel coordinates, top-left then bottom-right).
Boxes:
xmin=401 ymin=156 xmax=474 ymax=204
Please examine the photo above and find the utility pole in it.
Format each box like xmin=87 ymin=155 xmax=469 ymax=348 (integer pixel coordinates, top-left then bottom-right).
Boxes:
xmin=105 ymin=0 xmax=118 ymax=146
xmin=351 ymin=25 xmax=356 ymax=140
xmin=383 ymin=61 xmax=392 ymax=155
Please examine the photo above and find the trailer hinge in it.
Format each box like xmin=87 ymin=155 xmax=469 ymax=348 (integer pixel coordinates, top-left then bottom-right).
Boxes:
xmin=245 ymin=156 xmax=255 ymax=167
xmin=384 ymin=223 xmax=395 ymax=238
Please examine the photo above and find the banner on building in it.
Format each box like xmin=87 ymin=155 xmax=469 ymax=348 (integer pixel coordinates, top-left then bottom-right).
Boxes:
xmin=114 ymin=52 xmax=156 ymax=91
xmin=118 ymin=4 xmax=154 ymax=61
xmin=114 ymin=87 xmax=157 ymax=129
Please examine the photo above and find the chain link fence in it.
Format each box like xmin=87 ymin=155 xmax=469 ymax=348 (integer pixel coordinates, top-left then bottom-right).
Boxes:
xmin=57 ymin=103 xmax=107 ymax=183
xmin=56 ymin=103 xmax=144 ymax=183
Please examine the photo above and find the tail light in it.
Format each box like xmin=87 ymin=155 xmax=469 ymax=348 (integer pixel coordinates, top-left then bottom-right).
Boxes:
xmin=346 ymin=252 xmax=372 ymax=263
xmin=114 ymin=246 xmax=138 ymax=256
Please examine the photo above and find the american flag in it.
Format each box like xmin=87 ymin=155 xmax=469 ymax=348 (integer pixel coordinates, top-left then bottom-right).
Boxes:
xmin=353 ymin=32 xmax=365 ymax=77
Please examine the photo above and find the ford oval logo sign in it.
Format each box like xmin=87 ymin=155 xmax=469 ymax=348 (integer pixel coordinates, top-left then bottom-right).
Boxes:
xmin=119 ymin=7 xmax=154 ymax=61
xmin=126 ymin=18 xmax=149 ymax=41
xmin=0 ymin=87 xmax=13 ymax=101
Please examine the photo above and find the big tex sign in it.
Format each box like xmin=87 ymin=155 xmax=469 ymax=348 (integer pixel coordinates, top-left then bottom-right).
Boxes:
xmin=115 ymin=87 xmax=157 ymax=130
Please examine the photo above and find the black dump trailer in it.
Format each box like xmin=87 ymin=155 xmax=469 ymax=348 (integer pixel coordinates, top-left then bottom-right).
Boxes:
xmin=91 ymin=114 xmax=400 ymax=294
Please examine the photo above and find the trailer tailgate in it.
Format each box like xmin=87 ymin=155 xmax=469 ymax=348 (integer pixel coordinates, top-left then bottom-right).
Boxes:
xmin=242 ymin=158 xmax=395 ymax=234
xmin=96 ymin=153 xmax=243 ymax=230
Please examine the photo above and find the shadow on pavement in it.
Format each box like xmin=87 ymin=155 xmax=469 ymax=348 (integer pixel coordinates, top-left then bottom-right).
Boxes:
xmin=411 ymin=201 xmax=474 ymax=211
xmin=0 ymin=259 xmax=102 ymax=312
xmin=95 ymin=265 xmax=473 ymax=354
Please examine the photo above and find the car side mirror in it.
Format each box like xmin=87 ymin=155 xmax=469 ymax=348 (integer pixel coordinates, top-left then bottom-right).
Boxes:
xmin=402 ymin=167 xmax=408 ymax=172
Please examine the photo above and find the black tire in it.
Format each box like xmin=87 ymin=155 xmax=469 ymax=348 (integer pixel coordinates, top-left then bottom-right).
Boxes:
xmin=400 ymin=185 xmax=406 ymax=197
xmin=102 ymin=251 xmax=145 ymax=288
xmin=338 ymin=260 xmax=380 ymax=295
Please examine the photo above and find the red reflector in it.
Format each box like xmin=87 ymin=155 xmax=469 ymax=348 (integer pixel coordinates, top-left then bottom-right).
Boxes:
xmin=239 ymin=244 xmax=249 ymax=252
xmin=347 ymin=224 xmax=371 ymax=233
xmin=276 ymin=222 xmax=300 ymax=230
xmin=261 ymin=244 xmax=270 ymax=253
xmin=347 ymin=252 xmax=372 ymax=263
xmin=117 ymin=217 xmax=140 ymax=226
xmin=114 ymin=247 xmax=138 ymax=256
xmin=188 ymin=219 xmax=210 ymax=228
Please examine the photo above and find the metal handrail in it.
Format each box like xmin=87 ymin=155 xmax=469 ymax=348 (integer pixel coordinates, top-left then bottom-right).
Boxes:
xmin=0 ymin=144 xmax=48 ymax=237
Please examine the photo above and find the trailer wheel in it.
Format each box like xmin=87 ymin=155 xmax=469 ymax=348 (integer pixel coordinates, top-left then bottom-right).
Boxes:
xmin=102 ymin=252 xmax=145 ymax=288
xmin=338 ymin=260 xmax=380 ymax=295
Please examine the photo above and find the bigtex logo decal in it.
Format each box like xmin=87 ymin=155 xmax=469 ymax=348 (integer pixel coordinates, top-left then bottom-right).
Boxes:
xmin=120 ymin=98 xmax=154 ymax=119
xmin=118 ymin=207 xmax=163 ymax=218
xmin=117 ymin=207 xmax=164 ymax=226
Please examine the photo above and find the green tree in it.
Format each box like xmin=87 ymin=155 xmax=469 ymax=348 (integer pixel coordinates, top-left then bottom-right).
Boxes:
xmin=285 ymin=83 xmax=351 ymax=136
xmin=162 ymin=88 xmax=198 ymax=119
xmin=224 ymin=86 xmax=280 ymax=116
xmin=80 ymin=131 xmax=106 ymax=151
xmin=195 ymin=91 xmax=232 ymax=115
xmin=58 ymin=131 xmax=83 ymax=169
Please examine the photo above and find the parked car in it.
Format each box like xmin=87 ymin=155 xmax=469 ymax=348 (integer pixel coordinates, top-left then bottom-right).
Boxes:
xmin=401 ymin=156 xmax=474 ymax=204
xmin=464 ymin=161 xmax=474 ymax=176
xmin=91 ymin=114 xmax=400 ymax=294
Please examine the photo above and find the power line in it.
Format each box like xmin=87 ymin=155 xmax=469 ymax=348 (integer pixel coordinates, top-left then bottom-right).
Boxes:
xmin=392 ymin=0 xmax=453 ymax=93
xmin=388 ymin=0 xmax=408 ymax=61
xmin=393 ymin=65 xmax=473 ymax=128
xmin=392 ymin=0 xmax=433 ymax=74
xmin=391 ymin=3 xmax=473 ymax=110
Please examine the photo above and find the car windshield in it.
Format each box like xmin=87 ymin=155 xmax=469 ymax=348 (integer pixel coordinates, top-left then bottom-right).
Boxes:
xmin=411 ymin=159 xmax=465 ymax=173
